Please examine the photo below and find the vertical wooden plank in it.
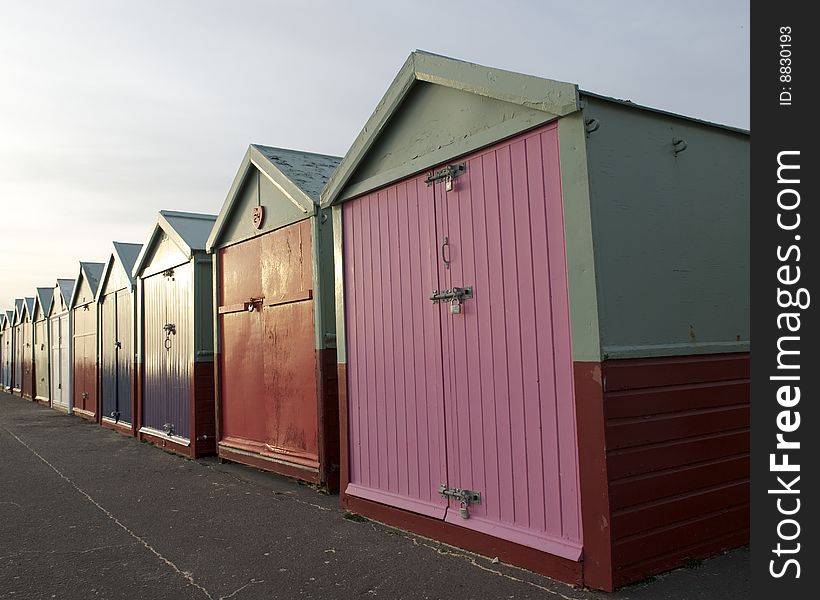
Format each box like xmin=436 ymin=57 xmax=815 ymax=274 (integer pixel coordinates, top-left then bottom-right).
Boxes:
xmin=382 ymin=186 xmax=399 ymax=493
xmin=360 ymin=194 xmax=377 ymax=488
xmin=495 ymin=144 xmax=530 ymax=525
xmin=392 ymin=182 xmax=410 ymax=498
xmin=342 ymin=202 xmax=360 ymax=486
xmin=541 ymin=128 xmax=581 ymax=540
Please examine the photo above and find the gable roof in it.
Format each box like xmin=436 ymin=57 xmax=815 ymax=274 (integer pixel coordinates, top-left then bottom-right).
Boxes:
xmin=3 ymin=310 xmax=13 ymax=329
xmin=95 ymin=242 xmax=143 ymax=301
xmin=132 ymin=210 xmax=217 ymax=277
xmin=320 ymin=50 xmax=580 ymax=208
xmin=13 ymin=299 xmax=24 ymax=324
xmin=206 ymin=145 xmax=340 ymax=251
xmin=321 ymin=50 xmax=750 ymax=208
xmin=50 ymin=278 xmax=76 ymax=315
xmin=33 ymin=287 xmax=54 ymax=320
xmin=68 ymin=262 xmax=105 ymax=309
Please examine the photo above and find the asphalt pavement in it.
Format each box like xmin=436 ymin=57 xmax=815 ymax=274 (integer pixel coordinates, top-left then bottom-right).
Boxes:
xmin=0 ymin=391 xmax=749 ymax=599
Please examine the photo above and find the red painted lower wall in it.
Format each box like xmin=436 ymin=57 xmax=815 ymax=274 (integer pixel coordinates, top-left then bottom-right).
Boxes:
xmin=602 ymin=353 xmax=750 ymax=587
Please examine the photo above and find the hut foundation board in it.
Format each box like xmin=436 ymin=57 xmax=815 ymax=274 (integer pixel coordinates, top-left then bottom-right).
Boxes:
xmin=321 ymin=51 xmax=749 ymax=591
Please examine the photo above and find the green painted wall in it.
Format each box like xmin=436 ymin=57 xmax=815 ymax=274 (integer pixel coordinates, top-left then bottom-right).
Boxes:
xmin=214 ymin=169 xmax=310 ymax=249
xmin=194 ymin=255 xmax=214 ymax=361
xmin=342 ymin=82 xmax=553 ymax=202
xmin=582 ymin=97 xmax=750 ymax=358
xmin=557 ymin=113 xmax=601 ymax=362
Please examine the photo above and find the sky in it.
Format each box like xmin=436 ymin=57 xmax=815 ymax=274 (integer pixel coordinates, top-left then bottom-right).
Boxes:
xmin=0 ymin=0 xmax=749 ymax=311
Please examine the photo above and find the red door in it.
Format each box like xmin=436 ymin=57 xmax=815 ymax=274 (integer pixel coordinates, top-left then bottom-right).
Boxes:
xmin=218 ymin=220 xmax=320 ymax=470
xmin=73 ymin=305 xmax=97 ymax=416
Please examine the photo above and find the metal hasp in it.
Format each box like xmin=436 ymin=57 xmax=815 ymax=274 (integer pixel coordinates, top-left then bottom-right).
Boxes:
xmin=163 ymin=323 xmax=176 ymax=335
xmin=439 ymin=484 xmax=482 ymax=519
xmin=425 ymin=163 xmax=466 ymax=191
xmin=430 ymin=286 xmax=473 ymax=314
xmin=430 ymin=286 xmax=473 ymax=304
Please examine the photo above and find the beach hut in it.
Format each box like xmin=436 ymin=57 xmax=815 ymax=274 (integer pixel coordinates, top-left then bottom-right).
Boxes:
xmin=321 ymin=51 xmax=750 ymax=590
xmin=69 ymin=262 xmax=105 ymax=420
xmin=13 ymin=298 xmax=35 ymax=399
xmin=48 ymin=279 xmax=76 ymax=412
xmin=96 ymin=242 xmax=142 ymax=434
xmin=1 ymin=311 xmax=13 ymax=391
xmin=206 ymin=145 xmax=341 ymax=488
xmin=133 ymin=211 xmax=217 ymax=457
xmin=32 ymin=287 xmax=54 ymax=404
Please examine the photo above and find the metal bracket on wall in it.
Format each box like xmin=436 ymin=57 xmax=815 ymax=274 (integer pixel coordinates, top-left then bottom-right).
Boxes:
xmin=425 ymin=163 xmax=466 ymax=191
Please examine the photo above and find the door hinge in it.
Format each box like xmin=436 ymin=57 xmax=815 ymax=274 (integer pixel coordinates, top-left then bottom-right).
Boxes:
xmin=425 ymin=163 xmax=466 ymax=191
xmin=438 ymin=484 xmax=481 ymax=519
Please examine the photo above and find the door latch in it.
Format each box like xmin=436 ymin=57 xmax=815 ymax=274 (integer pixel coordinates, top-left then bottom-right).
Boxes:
xmin=425 ymin=163 xmax=466 ymax=191
xmin=438 ymin=484 xmax=482 ymax=519
xmin=430 ymin=286 xmax=473 ymax=314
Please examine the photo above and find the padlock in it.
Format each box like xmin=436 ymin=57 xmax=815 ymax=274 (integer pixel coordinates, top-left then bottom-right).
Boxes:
xmin=459 ymin=501 xmax=470 ymax=519
xmin=450 ymin=300 xmax=462 ymax=315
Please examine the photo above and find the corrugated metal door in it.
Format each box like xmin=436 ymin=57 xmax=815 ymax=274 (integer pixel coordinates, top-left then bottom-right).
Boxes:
xmin=22 ymin=321 xmax=33 ymax=398
xmin=2 ymin=331 xmax=9 ymax=388
xmin=73 ymin=306 xmax=96 ymax=415
xmin=143 ymin=264 xmax=191 ymax=439
xmin=100 ymin=294 xmax=117 ymax=420
xmin=343 ymin=174 xmax=448 ymax=518
xmin=13 ymin=325 xmax=22 ymax=390
xmin=116 ymin=289 xmax=132 ymax=424
xmin=34 ymin=320 xmax=49 ymax=399
xmin=435 ymin=126 xmax=581 ymax=558
xmin=50 ymin=318 xmax=64 ymax=407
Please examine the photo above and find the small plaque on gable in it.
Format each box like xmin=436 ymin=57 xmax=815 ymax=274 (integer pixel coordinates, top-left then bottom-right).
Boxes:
xmin=252 ymin=206 xmax=265 ymax=230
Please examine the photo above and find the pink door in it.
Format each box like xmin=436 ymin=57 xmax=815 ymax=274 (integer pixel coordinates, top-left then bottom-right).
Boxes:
xmin=343 ymin=124 xmax=581 ymax=559
xmin=434 ymin=125 xmax=581 ymax=559
xmin=343 ymin=174 xmax=448 ymax=518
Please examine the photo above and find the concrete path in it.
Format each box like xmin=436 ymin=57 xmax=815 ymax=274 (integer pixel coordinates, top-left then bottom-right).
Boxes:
xmin=0 ymin=392 xmax=749 ymax=599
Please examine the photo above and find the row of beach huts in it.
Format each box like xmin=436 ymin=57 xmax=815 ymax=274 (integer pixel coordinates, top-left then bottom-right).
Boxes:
xmin=0 ymin=52 xmax=750 ymax=591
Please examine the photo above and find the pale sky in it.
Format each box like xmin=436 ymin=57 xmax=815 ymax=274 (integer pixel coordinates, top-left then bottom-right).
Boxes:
xmin=0 ymin=0 xmax=749 ymax=310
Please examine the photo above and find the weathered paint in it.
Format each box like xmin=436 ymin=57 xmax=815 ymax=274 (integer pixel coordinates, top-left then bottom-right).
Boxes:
xmin=134 ymin=211 xmax=217 ymax=457
xmin=581 ymin=96 xmax=750 ymax=358
xmin=72 ymin=301 xmax=98 ymax=418
xmin=209 ymin=146 xmax=341 ymax=487
xmin=70 ymin=263 xmax=105 ymax=419
xmin=342 ymin=125 xmax=581 ymax=559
